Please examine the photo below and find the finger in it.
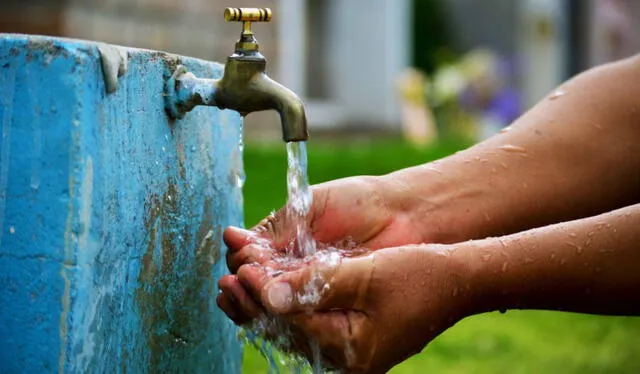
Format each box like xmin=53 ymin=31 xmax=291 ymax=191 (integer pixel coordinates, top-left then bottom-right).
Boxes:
xmin=218 ymin=275 xmax=262 ymax=320
xmin=216 ymin=292 xmax=247 ymax=325
xmin=251 ymin=209 xmax=296 ymax=249
xmin=261 ymin=255 xmax=375 ymax=314
xmin=227 ymin=243 xmax=273 ymax=273
xmin=251 ymin=189 xmax=325 ymax=248
xmin=237 ymin=264 xmax=277 ymax=303
xmin=223 ymin=226 xmax=258 ymax=252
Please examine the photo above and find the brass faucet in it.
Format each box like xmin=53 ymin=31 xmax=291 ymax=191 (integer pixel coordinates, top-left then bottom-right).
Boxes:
xmin=165 ymin=7 xmax=308 ymax=142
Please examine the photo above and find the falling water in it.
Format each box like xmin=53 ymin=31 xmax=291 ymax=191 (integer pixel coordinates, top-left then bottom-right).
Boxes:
xmin=285 ymin=141 xmax=316 ymax=257
xmin=240 ymin=141 xmax=326 ymax=374
xmin=242 ymin=141 xmax=371 ymax=373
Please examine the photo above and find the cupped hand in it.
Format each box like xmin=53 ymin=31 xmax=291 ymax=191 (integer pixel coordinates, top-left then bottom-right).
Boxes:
xmin=232 ymin=244 xmax=474 ymax=373
xmin=229 ymin=175 xmax=428 ymax=266
xmin=218 ymin=175 xmax=429 ymax=325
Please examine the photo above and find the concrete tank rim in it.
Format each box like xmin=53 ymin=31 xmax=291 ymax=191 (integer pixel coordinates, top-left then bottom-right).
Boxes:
xmin=0 ymin=33 xmax=225 ymax=70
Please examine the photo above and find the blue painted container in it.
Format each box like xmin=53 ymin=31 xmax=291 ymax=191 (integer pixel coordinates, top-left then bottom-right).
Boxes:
xmin=0 ymin=34 xmax=243 ymax=373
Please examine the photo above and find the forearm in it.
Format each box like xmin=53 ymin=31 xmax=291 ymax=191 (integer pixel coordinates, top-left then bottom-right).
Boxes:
xmin=384 ymin=56 xmax=640 ymax=243
xmin=461 ymin=203 xmax=640 ymax=316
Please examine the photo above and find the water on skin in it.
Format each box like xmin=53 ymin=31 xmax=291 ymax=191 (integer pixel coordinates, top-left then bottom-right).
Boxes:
xmin=549 ymin=89 xmax=566 ymax=100
xmin=498 ymin=144 xmax=527 ymax=154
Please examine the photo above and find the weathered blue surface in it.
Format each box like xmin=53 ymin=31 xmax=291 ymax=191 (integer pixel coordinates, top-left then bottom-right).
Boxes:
xmin=0 ymin=34 xmax=243 ymax=373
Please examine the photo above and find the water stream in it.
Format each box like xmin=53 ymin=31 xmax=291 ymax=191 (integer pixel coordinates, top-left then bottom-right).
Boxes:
xmin=284 ymin=141 xmax=316 ymax=258
xmin=241 ymin=141 xmax=327 ymax=374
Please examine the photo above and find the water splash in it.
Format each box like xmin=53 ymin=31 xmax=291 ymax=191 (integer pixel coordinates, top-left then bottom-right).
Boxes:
xmin=241 ymin=141 xmax=371 ymax=373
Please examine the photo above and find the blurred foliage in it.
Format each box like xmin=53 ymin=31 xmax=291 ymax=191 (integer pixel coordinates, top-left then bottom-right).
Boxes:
xmin=412 ymin=0 xmax=457 ymax=74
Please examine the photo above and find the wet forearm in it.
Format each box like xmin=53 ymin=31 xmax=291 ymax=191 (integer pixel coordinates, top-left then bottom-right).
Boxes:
xmin=462 ymin=204 xmax=640 ymax=316
xmin=385 ymin=56 xmax=640 ymax=243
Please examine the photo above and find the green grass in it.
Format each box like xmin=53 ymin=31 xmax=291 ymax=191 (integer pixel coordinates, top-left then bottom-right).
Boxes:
xmin=240 ymin=136 xmax=640 ymax=373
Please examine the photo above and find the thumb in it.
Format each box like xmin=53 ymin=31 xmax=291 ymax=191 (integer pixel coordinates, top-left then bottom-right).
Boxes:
xmin=261 ymin=254 xmax=375 ymax=314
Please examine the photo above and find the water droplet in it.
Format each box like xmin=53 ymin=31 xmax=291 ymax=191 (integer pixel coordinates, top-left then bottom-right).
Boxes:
xmin=491 ymin=167 xmax=497 ymax=174
xmin=500 ymin=162 xmax=508 ymax=169
xmin=452 ymin=288 xmax=459 ymax=297
xmin=233 ymin=171 xmax=246 ymax=188
xmin=498 ymin=145 xmax=527 ymax=154
xmin=568 ymin=233 xmax=577 ymax=238
xmin=9 ymin=226 xmax=15 ymax=234
xmin=550 ymin=253 xmax=556 ymax=260
xmin=549 ymin=89 xmax=565 ymax=100
xmin=500 ymin=126 xmax=512 ymax=134
xmin=501 ymin=262 xmax=508 ymax=272
xmin=161 ymin=146 xmax=166 ymax=152
xmin=565 ymin=241 xmax=582 ymax=253
xmin=425 ymin=165 xmax=443 ymax=174
xmin=481 ymin=253 xmax=492 ymax=262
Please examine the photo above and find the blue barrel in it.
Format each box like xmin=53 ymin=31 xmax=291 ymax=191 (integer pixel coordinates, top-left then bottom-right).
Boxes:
xmin=0 ymin=34 xmax=243 ymax=373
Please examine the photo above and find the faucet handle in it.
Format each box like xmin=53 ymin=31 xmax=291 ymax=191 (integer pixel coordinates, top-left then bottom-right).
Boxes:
xmin=224 ymin=7 xmax=272 ymax=54
xmin=224 ymin=7 xmax=272 ymax=22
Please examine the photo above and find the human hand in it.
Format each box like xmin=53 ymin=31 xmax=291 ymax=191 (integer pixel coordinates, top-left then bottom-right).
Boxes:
xmin=217 ymin=175 xmax=431 ymax=326
xmin=224 ymin=244 xmax=474 ymax=373
xmin=225 ymin=175 xmax=428 ymax=273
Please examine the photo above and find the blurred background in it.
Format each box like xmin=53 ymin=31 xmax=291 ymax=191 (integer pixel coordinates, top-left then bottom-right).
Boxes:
xmin=2 ymin=0 xmax=640 ymax=373
xmin=2 ymin=0 xmax=639 ymax=142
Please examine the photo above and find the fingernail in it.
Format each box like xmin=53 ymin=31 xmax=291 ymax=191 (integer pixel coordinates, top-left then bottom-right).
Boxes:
xmin=266 ymin=282 xmax=293 ymax=312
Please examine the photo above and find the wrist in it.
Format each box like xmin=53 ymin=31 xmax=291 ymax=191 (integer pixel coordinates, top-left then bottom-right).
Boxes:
xmin=443 ymin=239 xmax=506 ymax=316
xmin=415 ymin=242 xmax=487 ymax=319
xmin=381 ymin=162 xmax=488 ymax=244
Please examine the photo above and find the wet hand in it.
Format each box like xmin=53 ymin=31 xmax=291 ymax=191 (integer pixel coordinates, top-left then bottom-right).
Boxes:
xmin=228 ymin=176 xmax=428 ymax=262
xmin=234 ymin=244 xmax=473 ymax=373
xmin=218 ymin=176 xmax=430 ymax=326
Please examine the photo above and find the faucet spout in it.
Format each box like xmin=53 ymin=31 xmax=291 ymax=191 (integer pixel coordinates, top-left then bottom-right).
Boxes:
xmin=215 ymin=57 xmax=307 ymax=142
xmin=252 ymin=74 xmax=307 ymax=142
